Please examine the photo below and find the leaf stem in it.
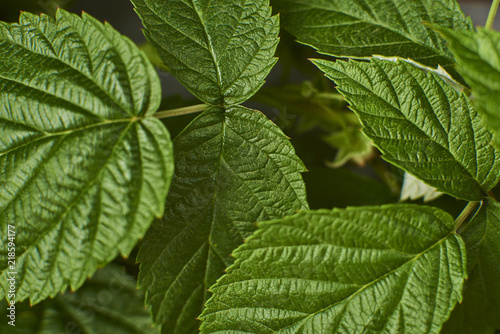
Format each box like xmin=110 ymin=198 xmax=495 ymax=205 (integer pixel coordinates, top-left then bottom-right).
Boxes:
xmin=314 ymin=92 xmax=345 ymax=101
xmin=454 ymin=201 xmax=480 ymax=233
xmin=488 ymin=190 xmax=497 ymax=200
xmin=486 ymin=0 xmax=500 ymax=29
xmin=153 ymin=104 xmax=210 ymax=119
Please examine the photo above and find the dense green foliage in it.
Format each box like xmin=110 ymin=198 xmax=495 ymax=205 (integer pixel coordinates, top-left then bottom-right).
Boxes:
xmin=0 ymin=0 xmax=499 ymax=333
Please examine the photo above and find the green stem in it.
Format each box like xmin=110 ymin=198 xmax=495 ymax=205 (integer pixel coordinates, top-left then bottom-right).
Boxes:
xmin=454 ymin=201 xmax=480 ymax=233
xmin=486 ymin=0 xmax=500 ymax=29
xmin=153 ymin=104 xmax=210 ymax=119
xmin=314 ymin=92 xmax=345 ymax=101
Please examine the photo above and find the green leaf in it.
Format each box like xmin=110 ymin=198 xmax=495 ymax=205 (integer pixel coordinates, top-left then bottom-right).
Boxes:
xmin=442 ymin=199 xmax=500 ymax=334
xmin=435 ymin=27 xmax=500 ymax=148
xmin=200 ymin=205 xmax=466 ymax=334
xmin=0 ymin=264 xmax=158 ymax=334
xmin=272 ymin=0 xmax=473 ymax=84
xmin=138 ymin=105 xmax=308 ymax=334
xmin=0 ymin=10 xmax=173 ymax=304
xmin=313 ymin=58 xmax=500 ymax=201
xmin=131 ymin=0 xmax=279 ymax=105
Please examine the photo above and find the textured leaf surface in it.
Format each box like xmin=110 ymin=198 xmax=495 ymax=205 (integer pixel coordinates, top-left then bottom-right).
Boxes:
xmin=131 ymin=0 xmax=279 ymax=105
xmin=314 ymin=58 xmax=500 ymax=201
xmin=436 ymin=27 xmax=500 ymax=147
xmin=0 ymin=265 xmax=158 ymax=334
xmin=0 ymin=10 xmax=173 ymax=303
xmin=442 ymin=199 xmax=500 ymax=334
xmin=273 ymin=0 xmax=473 ymax=83
xmin=201 ymin=205 xmax=466 ymax=334
xmin=138 ymin=106 xmax=308 ymax=334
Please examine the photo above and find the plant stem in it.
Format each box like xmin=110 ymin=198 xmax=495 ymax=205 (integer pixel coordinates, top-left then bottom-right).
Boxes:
xmin=153 ymin=104 xmax=210 ymax=119
xmin=486 ymin=0 xmax=500 ymax=29
xmin=454 ymin=201 xmax=480 ymax=233
xmin=488 ymin=190 xmax=497 ymax=200
xmin=314 ymin=92 xmax=345 ymax=101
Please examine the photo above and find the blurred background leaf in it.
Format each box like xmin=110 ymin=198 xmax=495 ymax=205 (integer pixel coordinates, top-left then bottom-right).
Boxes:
xmin=0 ymin=265 xmax=157 ymax=333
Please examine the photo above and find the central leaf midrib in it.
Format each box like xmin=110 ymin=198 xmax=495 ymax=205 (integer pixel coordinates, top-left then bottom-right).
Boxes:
xmin=295 ymin=236 xmax=453 ymax=331
xmin=190 ymin=0 xmax=224 ymax=98
xmin=204 ymin=109 xmax=227 ymax=295
xmin=0 ymin=118 xmax=138 ymax=157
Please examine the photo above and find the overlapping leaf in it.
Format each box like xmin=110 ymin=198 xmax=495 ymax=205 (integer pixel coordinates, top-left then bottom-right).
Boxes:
xmin=442 ymin=199 xmax=500 ymax=334
xmin=0 ymin=10 xmax=173 ymax=304
xmin=272 ymin=0 xmax=473 ymax=83
xmin=0 ymin=265 xmax=158 ymax=334
xmin=201 ymin=205 xmax=466 ymax=334
xmin=436 ymin=27 xmax=500 ymax=147
xmin=314 ymin=58 xmax=500 ymax=201
xmin=138 ymin=105 xmax=308 ymax=334
xmin=400 ymin=172 xmax=443 ymax=202
xmin=131 ymin=0 xmax=279 ymax=105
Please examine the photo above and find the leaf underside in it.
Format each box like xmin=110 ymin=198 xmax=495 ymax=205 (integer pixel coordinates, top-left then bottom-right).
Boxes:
xmin=436 ymin=27 xmax=500 ymax=148
xmin=272 ymin=0 xmax=473 ymax=84
xmin=442 ymin=199 xmax=500 ymax=334
xmin=314 ymin=58 xmax=500 ymax=201
xmin=0 ymin=265 xmax=158 ymax=334
xmin=138 ymin=106 xmax=308 ymax=334
xmin=131 ymin=0 xmax=279 ymax=105
xmin=0 ymin=10 xmax=173 ymax=304
xmin=201 ymin=205 xmax=466 ymax=334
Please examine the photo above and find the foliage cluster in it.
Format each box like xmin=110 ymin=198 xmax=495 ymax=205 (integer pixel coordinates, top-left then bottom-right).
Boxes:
xmin=1 ymin=0 xmax=500 ymax=333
